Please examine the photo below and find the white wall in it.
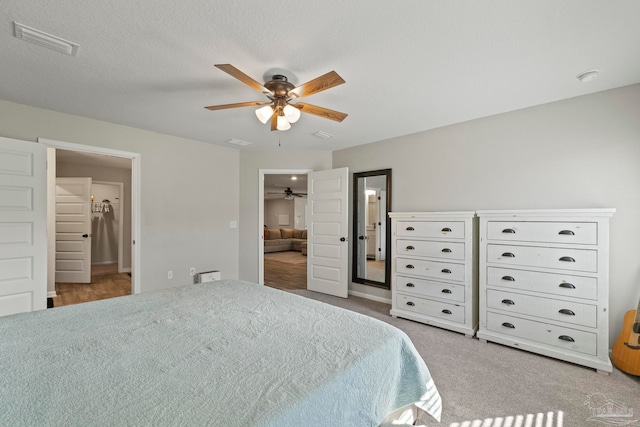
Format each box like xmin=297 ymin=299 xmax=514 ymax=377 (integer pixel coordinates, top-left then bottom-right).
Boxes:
xmin=239 ymin=151 xmax=332 ymax=282
xmin=0 ymin=99 xmax=240 ymax=293
xmin=333 ymin=83 xmax=640 ymax=346
xmin=264 ymin=198 xmax=295 ymax=229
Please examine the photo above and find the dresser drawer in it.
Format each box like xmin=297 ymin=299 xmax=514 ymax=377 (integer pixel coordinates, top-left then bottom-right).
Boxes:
xmin=487 ymin=267 xmax=597 ymax=300
xmin=396 ymin=221 xmax=465 ymax=239
xmin=486 ymin=244 xmax=597 ymax=272
xmin=396 ymin=258 xmax=465 ymax=282
xmin=396 ymin=293 xmax=465 ymax=323
xmin=486 ymin=311 xmax=597 ymax=355
xmin=396 ymin=239 xmax=465 ymax=260
xmin=396 ymin=275 xmax=465 ymax=302
xmin=486 ymin=289 xmax=597 ymax=327
xmin=487 ymin=221 xmax=597 ymax=245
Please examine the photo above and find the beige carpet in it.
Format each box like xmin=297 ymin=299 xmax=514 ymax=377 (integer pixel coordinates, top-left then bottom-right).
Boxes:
xmin=264 ymin=250 xmax=307 ymax=264
xmin=288 ymin=289 xmax=640 ymax=427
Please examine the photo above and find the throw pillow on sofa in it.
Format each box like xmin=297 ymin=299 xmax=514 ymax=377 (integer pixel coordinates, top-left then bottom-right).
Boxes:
xmin=280 ymin=228 xmax=294 ymax=239
xmin=302 ymin=229 xmax=307 ymax=239
xmin=292 ymin=229 xmax=303 ymax=238
xmin=268 ymin=229 xmax=282 ymax=239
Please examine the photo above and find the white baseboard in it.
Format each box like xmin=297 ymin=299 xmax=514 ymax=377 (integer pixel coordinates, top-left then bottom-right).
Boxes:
xmin=92 ymin=261 xmax=118 ymax=265
xmin=120 ymin=267 xmax=131 ymax=273
xmin=47 ymin=291 xmax=57 ymax=298
xmin=348 ymin=290 xmax=391 ymax=305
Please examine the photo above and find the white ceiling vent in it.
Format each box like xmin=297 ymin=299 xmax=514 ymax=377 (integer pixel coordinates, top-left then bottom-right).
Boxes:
xmin=225 ymin=138 xmax=253 ymax=147
xmin=313 ymin=131 xmax=334 ymax=139
xmin=14 ymin=22 xmax=80 ymax=56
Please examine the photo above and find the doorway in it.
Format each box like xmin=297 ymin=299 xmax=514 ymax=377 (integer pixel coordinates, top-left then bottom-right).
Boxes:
xmin=40 ymin=138 xmax=141 ymax=307
xmin=259 ymin=169 xmax=311 ymax=288
xmin=262 ymin=172 xmax=309 ymax=291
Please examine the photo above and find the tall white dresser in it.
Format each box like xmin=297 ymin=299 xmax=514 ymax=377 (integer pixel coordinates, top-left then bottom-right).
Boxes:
xmin=390 ymin=212 xmax=478 ymax=336
xmin=476 ymin=209 xmax=615 ymax=372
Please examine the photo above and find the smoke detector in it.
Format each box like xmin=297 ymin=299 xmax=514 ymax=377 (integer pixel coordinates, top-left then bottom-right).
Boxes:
xmin=577 ymin=70 xmax=599 ymax=83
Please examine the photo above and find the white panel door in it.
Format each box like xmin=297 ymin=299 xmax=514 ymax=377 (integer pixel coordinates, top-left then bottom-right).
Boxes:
xmin=0 ymin=137 xmax=47 ymax=317
xmin=307 ymin=167 xmax=349 ymax=298
xmin=56 ymin=177 xmax=92 ymax=283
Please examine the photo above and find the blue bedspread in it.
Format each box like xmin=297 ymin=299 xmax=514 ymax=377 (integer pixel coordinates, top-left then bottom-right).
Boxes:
xmin=0 ymin=280 xmax=441 ymax=426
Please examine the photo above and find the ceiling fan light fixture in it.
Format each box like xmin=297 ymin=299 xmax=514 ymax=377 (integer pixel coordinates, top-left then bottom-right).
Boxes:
xmin=283 ymin=104 xmax=301 ymax=123
xmin=255 ymin=105 xmax=273 ymax=124
xmin=276 ymin=115 xmax=291 ymax=131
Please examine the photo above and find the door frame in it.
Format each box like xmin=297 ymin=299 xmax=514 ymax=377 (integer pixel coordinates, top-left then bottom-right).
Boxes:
xmin=39 ymin=138 xmax=141 ymax=295
xmin=258 ymin=168 xmax=312 ymax=285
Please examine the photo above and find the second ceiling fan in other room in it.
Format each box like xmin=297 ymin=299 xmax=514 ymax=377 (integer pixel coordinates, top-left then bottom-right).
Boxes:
xmin=205 ymin=64 xmax=348 ymax=131
xmin=267 ymin=187 xmax=307 ymax=200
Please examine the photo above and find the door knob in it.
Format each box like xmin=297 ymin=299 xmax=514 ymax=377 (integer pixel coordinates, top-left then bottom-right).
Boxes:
xmin=82 ymin=234 xmax=91 ymax=238
xmin=358 ymin=236 xmax=365 ymax=240
xmin=340 ymin=237 xmax=346 ymax=242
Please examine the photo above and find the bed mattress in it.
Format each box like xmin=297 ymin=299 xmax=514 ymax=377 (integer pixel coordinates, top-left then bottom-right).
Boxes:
xmin=0 ymin=279 xmax=441 ymax=426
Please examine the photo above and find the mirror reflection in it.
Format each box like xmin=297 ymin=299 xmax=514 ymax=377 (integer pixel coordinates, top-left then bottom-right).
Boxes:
xmin=352 ymin=169 xmax=391 ymax=289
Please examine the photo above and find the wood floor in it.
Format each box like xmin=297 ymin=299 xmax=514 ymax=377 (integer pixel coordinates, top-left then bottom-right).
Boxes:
xmin=264 ymin=253 xmax=306 ymax=291
xmin=52 ymin=263 xmax=131 ymax=308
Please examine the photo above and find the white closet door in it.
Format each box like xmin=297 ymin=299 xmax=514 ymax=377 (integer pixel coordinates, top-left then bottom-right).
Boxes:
xmin=56 ymin=177 xmax=92 ymax=283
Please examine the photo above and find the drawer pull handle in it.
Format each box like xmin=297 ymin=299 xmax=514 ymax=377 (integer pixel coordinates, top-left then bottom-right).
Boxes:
xmin=502 ymin=228 xmax=516 ymax=234
xmin=502 ymin=276 xmax=516 ymax=281
xmin=559 ymin=256 xmax=576 ymax=262
xmin=441 ymin=248 xmax=452 ymax=253
xmin=559 ymin=335 xmax=575 ymax=342
xmin=441 ymin=289 xmax=452 ymax=294
xmin=406 ymin=301 xmax=415 ymax=306
xmin=405 ymin=283 xmax=415 ymax=288
xmin=406 ymin=245 xmax=415 ymax=250
xmin=441 ymin=227 xmax=452 ymax=232
xmin=406 ymin=265 xmax=415 ymax=269
xmin=442 ymin=309 xmax=452 ymax=315
xmin=501 ymin=252 xmax=516 ymax=258
xmin=502 ymin=322 xmax=515 ymax=329
xmin=558 ymin=230 xmax=575 ymax=235
xmin=441 ymin=269 xmax=452 ymax=274
xmin=559 ymin=282 xmax=575 ymax=289
xmin=559 ymin=309 xmax=575 ymax=316
xmin=501 ymin=299 xmax=515 ymax=306
xmin=406 ymin=226 xmax=415 ymax=231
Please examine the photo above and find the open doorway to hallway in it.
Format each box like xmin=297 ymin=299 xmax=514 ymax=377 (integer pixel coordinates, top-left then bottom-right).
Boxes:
xmin=49 ymin=147 xmax=135 ymax=308
xmin=263 ymin=173 xmax=308 ymax=291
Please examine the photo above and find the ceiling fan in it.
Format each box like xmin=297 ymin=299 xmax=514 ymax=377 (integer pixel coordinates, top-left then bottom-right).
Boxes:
xmin=268 ymin=187 xmax=307 ymax=200
xmin=205 ymin=64 xmax=348 ymax=131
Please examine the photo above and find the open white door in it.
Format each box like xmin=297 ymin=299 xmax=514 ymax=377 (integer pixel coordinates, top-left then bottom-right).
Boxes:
xmin=0 ymin=137 xmax=47 ymax=316
xmin=55 ymin=177 xmax=92 ymax=283
xmin=307 ymin=167 xmax=349 ymax=298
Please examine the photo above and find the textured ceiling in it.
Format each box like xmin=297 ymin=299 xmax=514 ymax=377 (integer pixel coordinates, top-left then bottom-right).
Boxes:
xmin=2 ymin=1 xmax=639 ymax=151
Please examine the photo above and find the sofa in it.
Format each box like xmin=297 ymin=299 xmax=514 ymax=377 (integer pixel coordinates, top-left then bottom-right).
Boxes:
xmin=264 ymin=228 xmax=307 ymax=253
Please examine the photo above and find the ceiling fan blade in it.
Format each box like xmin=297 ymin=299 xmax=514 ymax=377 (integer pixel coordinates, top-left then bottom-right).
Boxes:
xmin=215 ymin=64 xmax=273 ymax=96
xmin=288 ymin=71 xmax=345 ymax=99
xmin=205 ymin=101 xmax=270 ymax=111
xmin=270 ymin=112 xmax=278 ymax=131
xmin=294 ymin=102 xmax=348 ymax=122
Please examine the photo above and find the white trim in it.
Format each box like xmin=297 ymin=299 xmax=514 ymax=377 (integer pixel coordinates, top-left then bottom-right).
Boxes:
xmin=47 ymin=291 xmax=57 ymax=298
xmin=38 ymin=138 xmax=141 ymax=295
xmin=258 ymin=168 xmax=312 ymax=285
xmin=348 ymin=290 xmax=391 ymax=305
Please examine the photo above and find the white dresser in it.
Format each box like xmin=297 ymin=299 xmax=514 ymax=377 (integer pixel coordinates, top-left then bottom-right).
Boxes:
xmin=476 ymin=209 xmax=615 ymax=372
xmin=390 ymin=212 xmax=478 ymax=336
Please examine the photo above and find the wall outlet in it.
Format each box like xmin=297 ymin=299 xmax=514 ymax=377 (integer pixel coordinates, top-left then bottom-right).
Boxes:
xmin=167 ymin=270 xmax=173 ymax=279
xmin=189 ymin=267 xmax=196 ymax=276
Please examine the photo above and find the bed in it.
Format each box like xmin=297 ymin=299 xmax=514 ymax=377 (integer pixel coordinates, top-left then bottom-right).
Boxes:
xmin=0 ymin=280 xmax=441 ymax=426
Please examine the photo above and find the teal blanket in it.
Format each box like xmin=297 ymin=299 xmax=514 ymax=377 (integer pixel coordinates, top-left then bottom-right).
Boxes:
xmin=0 ymin=280 xmax=441 ymax=426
